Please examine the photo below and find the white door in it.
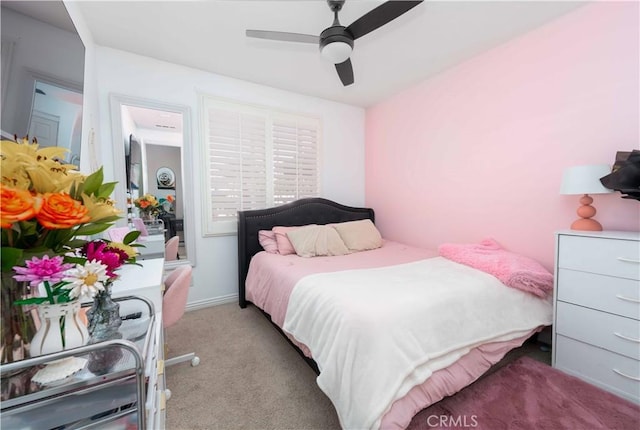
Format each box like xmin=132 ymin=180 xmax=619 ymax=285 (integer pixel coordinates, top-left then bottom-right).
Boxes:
xmin=29 ymin=110 xmax=59 ymax=147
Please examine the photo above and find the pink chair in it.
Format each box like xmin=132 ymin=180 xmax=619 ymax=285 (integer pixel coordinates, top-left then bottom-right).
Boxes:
xmin=107 ymin=226 xmax=131 ymax=243
xmin=163 ymin=265 xmax=199 ymax=367
xmin=165 ymin=236 xmax=180 ymax=261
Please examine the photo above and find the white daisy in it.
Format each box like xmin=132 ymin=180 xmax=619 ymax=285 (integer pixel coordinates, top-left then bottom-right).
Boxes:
xmin=62 ymin=260 xmax=110 ymax=299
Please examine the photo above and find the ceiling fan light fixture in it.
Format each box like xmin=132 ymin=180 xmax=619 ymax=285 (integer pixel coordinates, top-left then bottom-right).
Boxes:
xmin=321 ymin=41 xmax=353 ymax=64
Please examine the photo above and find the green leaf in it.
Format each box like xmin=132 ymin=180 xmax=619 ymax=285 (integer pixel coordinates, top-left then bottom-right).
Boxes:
xmin=66 ymin=238 xmax=89 ymax=249
xmin=123 ymin=230 xmax=141 ymax=245
xmin=14 ymin=297 xmax=51 ymax=305
xmin=69 ymin=181 xmax=78 ymax=200
xmin=97 ymin=182 xmax=117 ymax=198
xmin=18 ymin=220 xmax=39 ymax=236
xmin=1 ymin=247 xmax=23 ymax=271
xmin=83 ymin=167 xmax=104 ymax=196
xmin=73 ymin=223 xmax=112 ymax=236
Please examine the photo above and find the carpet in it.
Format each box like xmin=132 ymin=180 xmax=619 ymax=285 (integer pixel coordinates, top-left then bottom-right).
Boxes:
xmin=407 ymin=356 xmax=639 ymax=430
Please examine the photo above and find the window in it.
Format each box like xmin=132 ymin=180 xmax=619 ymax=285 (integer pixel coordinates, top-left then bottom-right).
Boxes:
xmin=200 ymin=96 xmax=321 ymax=235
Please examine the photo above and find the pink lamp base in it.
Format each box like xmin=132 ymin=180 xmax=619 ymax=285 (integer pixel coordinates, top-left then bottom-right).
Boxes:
xmin=570 ymin=194 xmax=603 ymax=231
xmin=571 ymin=218 xmax=603 ymax=231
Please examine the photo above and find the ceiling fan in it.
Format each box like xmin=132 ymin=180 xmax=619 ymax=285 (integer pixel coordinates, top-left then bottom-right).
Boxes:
xmin=246 ymin=0 xmax=423 ymax=86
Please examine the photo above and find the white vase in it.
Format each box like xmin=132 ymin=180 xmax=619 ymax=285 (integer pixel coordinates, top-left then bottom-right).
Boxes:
xmin=30 ymin=301 xmax=89 ymax=357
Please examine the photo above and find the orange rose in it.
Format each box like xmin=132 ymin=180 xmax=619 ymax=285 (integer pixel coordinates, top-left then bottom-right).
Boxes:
xmin=0 ymin=185 xmax=40 ymax=228
xmin=36 ymin=192 xmax=90 ymax=229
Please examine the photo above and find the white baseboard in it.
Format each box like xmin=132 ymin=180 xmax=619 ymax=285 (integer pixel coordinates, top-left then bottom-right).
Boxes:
xmin=186 ymin=294 xmax=238 ymax=311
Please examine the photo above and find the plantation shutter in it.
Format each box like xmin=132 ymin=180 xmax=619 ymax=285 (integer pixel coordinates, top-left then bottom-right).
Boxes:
xmin=272 ymin=115 xmax=320 ymax=205
xmin=204 ymin=106 xmax=268 ymax=234
xmin=201 ymin=96 xmax=321 ymax=236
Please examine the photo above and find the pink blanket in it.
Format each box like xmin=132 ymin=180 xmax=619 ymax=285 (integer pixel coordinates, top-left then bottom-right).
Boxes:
xmin=438 ymin=238 xmax=553 ymax=298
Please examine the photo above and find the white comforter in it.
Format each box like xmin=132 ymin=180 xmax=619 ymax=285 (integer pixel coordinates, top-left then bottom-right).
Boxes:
xmin=283 ymin=257 xmax=553 ymax=430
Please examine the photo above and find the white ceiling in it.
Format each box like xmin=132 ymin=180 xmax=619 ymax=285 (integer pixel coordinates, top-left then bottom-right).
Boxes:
xmin=10 ymin=1 xmax=587 ymax=108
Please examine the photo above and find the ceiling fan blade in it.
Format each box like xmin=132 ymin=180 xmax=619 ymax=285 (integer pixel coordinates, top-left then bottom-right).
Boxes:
xmin=335 ymin=59 xmax=354 ymax=86
xmin=246 ymin=30 xmax=319 ymax=44
xmin=346 ymin=1 xmax=423 ymax=40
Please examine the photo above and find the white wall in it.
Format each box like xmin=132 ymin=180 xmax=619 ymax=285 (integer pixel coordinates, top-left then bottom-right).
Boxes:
xmin=93 ymin=47 xmax=366 ymax=307
xmin=63 ymin=1 xmax=100 ymax=173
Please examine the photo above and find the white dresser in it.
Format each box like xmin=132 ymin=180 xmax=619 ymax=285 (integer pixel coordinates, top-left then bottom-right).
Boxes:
xmin=553 ymin=230 xmax=640 ymax=403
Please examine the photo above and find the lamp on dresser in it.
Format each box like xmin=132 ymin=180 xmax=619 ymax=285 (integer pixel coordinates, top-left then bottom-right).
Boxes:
xmin=560 ymin=164 xmax=613 ymax=231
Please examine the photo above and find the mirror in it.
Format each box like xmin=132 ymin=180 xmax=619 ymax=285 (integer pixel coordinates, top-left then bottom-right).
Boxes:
xmin=1 ymin=1 xmax=84 ymax=165
xmin=110 ymin=94 xmax=196 ymax=268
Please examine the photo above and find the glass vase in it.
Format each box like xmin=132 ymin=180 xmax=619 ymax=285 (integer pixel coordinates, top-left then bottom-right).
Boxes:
xmin=86 ymin=284 xmax=122 ymax=341
xmin=86 ymin=284 xmax=123 ymax=375
xmin=0 ymin=271 xmax=36 ymax=364
xmin=30 ymin=301 xmax=89 ymax=357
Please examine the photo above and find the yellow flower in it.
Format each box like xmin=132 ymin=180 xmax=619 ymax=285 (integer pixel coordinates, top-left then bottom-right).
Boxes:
xmin=107 ymin=241 xmax=137 ymax=258
xmin=81 ymin=193 xmax=122 ymax=222
xmin=1 ymin=139 xmax=81 ymax=193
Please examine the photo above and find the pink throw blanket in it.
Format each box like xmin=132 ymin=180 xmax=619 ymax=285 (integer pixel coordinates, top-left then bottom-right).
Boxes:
xmin=438 ymin=238 xmax=553 ymax=297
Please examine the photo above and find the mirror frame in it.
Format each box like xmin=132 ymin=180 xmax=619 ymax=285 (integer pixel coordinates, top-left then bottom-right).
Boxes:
xmin=109 ymin=93 xmax=196 ymax=269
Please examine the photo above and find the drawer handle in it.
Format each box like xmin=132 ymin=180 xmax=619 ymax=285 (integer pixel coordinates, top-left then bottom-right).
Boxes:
xmin=617 ymin=257 xmax=640 ymax=264
xmin=613 ymin=368 xmax=640 ymax=382
xmin=614 ymin=332 xmax=640 ymax=343
xmin=616 ymin=294 xmax=640 ymax=304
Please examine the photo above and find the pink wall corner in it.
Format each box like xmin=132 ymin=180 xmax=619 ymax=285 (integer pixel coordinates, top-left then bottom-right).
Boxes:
xmin=365 ymin=2 xmax=639 ymax=270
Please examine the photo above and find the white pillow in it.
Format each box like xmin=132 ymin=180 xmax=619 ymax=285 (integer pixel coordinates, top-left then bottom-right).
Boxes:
xmin=286 ymin=225 xmax=349 ymax=257
xmin=332 ymin=219 xmax=382 ymax=251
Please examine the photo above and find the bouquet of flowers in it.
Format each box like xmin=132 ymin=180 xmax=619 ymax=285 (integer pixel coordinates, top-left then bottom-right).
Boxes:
xmin=133 ymin=193 xmax=161 ymax=218
xmin=13 ymin=236 xmax=140 ymax=306
xmin=0 ymin=137 xmax=124 ymax=362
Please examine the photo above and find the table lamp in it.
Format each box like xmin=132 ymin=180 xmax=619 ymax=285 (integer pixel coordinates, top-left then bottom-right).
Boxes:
xmin=560 ymin=164 xmax=613 ymax=231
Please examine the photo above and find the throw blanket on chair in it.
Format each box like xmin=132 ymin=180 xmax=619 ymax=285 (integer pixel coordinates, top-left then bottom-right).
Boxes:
xmin=283 ymin=257 xmax=553 ymax=430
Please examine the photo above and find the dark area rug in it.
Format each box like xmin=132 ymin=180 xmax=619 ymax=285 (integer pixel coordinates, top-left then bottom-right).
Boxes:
xmin=407 ymin=356 xmax=639 ymax=430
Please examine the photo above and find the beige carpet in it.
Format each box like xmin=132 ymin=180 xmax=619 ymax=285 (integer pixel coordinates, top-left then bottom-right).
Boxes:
xmin=164 ymin=303 xmax=340 ymax=430
xmin=164 ymin=303 xmax=550 ymax=430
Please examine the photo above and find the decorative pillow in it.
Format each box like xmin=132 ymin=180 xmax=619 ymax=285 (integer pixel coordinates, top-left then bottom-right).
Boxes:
xmin=258 ymin=230 xmax=279 ymax=254
xmin=286 ymin=225 xmax=349 ymax=258
xmin=272 ymin=225 xmax=316 ymax=255
xmin=332 ymin=219 xmax=383 ymax=252
xmin=438 ymin=238 xmax=554 ymax=298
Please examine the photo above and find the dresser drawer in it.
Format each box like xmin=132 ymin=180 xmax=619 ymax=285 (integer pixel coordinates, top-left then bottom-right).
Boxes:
xmin=555 ymin=302 xmax=640 ymax=359
xmin=558 ymin=235 xmax=640 ymax=280
xmin=557 ymin=269 xmax=640 ymax=320
xmin=555 ymin=335 xmax=640 ymax=403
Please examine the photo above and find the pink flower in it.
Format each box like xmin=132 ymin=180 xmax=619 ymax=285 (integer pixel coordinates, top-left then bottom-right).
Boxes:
xmin=13 ymin=255 xmax=73 ymax=287
xmin=82 ymin=241 xmax=124 ymax=278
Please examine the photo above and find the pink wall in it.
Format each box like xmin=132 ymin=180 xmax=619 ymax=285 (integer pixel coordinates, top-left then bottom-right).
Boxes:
xmin=365 ymin=2 xmax=639 ymax=270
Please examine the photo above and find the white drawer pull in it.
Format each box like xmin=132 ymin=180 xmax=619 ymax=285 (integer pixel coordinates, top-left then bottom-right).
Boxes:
xmin=613 ymin=368 xmax=640 ymax=382
xmin=614 ymin=332 xmax=640 ymax=343
xmin=617 ymin=257 xmax=640 ymax=264
xmin=616 ymin=294 xmax=640 ymax=304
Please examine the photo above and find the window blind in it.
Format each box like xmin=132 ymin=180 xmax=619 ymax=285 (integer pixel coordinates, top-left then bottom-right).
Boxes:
xmin=201 ymin=97 xmax=321 ymax=235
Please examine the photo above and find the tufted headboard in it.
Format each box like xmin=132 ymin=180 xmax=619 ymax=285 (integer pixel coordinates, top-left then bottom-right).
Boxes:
xmin=237 ymin=198 xmax=375 ymax=308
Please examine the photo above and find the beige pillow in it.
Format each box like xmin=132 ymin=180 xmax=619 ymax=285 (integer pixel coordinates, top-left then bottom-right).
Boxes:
xmin=286 ymin=225 xmax=349 ymax=257
xmin=273 ymin=225 xmax=315 ymax=255
xmin=332 ymin=219 xmax=382 ymax=251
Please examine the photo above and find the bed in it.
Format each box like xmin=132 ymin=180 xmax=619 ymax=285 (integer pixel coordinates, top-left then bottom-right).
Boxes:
xmin=237 ymin=198 xmax=553 ymax=430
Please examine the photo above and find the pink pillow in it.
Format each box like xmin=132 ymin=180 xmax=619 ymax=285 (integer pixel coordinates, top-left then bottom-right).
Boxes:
xmin=272 ymin=225 xmax=316 ymax=255
xmin=258 ymin=230 xmax=279 ymax=254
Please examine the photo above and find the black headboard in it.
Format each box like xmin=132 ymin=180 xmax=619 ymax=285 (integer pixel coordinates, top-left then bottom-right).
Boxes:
xmin=237 ymin=198 xmax=375 ymax=308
